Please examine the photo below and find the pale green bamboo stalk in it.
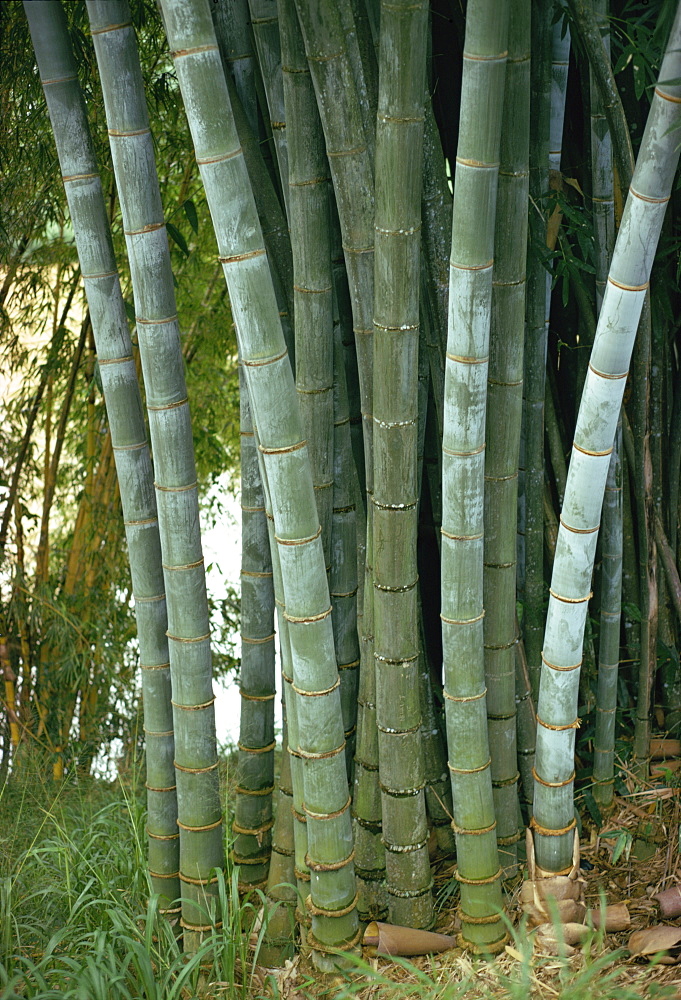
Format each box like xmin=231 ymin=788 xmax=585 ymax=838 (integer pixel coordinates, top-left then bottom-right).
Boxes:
xmin=279 ymin=0 xmax=334 ymax=563
xmin=373 ymin=0 xmax=432 ymax=930
xmin=549 ymin=2 xmax=570 ymax=174
xmin=248 ymin=0 xmax=290 ymax=219
xmin=522 ymin=0 xmax=552 ymax=699
xmin=86 ymin=0 xmax=222 ymax=948
xmin=588 ymin=0 xmax=620 ymax=811
xmin=533 ymin=6 xmax=681 ymax=872
xmin=483 ymin=0 xmax=530 ymax=873
xmin=442 ymin=0 xmax=509 ymax=951
xmin=212 ymin=0 xmax=259 ymax=136
xmin=233 ymin=368 xmax=276 ymax=886
xmin=159 ymin=0 xmax=359 ymax=963
xmin=24 ymin=0 xmax=179 ymax=914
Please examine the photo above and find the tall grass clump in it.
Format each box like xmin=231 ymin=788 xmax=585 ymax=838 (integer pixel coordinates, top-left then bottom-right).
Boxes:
xmin=0 ymin=750 xmax=264 ymax=1000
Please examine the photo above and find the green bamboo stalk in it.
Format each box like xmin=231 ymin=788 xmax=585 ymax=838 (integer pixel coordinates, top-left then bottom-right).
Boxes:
xmin=212 ymin=0 xmax=259 ymax=136
xmin=24 ymin=0 xmax=179 ymax=913
xmin=259 ymin=714 xmax=297 ymax=965
xmin=279 ymin=0 xmax=334 ymax=564
xmin=483 ymin=0 xmax=530 ymax=873
xmin=86 ymin=0 xmax=223 ymax=948
xmin=442 ymin=0 xmax=509 ymax=951
xmin=248 ymin=0 xmax=290 ymax=218
xmin=533 ymin=7 xmax=681 ymax=873
xmin=588 ymin=0 xmax=620 ymax=811
xmin=233 ymin=369 xmax=276 ymax=886
xmin=159 ymin=0 xmax=359 ymax=963
xmin=372 ymin=0 xmax=432 ymax=930
xmin=549 ymin=2 xmax=570 ymax=174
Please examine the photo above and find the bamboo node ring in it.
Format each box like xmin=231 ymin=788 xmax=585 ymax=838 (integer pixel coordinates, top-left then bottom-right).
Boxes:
xmin=382 ymin=837 xmax=428 ymax=854
xmin=162 ymin=558 xmax=205 ymax=571
xmin=455 ymin=866 xmax=502 ymax=885
xmin=304 ymin=793 xmax=351 ymax=821
xmin=239 ymin=690 xmax=276 ymax=701
xmin=451 ymin=820 xmax=496 ymax=836
xmin=558 ymin=516 xmax=600 ymax=534
xmin=292 ymin=676 xmax=340 ymax=697
xmin=306 ymin=849 xmax=355 ymax=872
xmin=572 ymin=441 xmax=612 ymax=458
xmin=275 ymin=525 xmax=322 ymax=546
xmin=243 ymin=347 xmax=288 ymax=369
xmin=232 ymin=818 xmax=274 ymax=836
xmin=238 ymin=740 xmax=276 ymax=754
xmin=548 ymin=588 xmax=592 ymax=605
xmin=284 ymin=605 xmax=332 ymax=625
xmin=174 ymin=759 xmax=219 ymax=774
xmin=587 ymin=363 xmax=628 ymax=380
xmin=166 ymin=631 xmax=211 ymax=644
xmin=241 ymin=633 xmax=275 ymax=645
xmin=178 ymin=872 xmax=220 ymax=887
xmin=541 ymin=651 xmax=582 ymax=672
xmin=448 ymin=758 xmax=491 ymax=775
xmin=530 ymin=816 xmax=577 ymax=837
xmin=536 ymin=714 xmax=581 ymax=732
xmin=446 ymin=353 xmax=489 ymax=365
xmin=444 ymin=688 xmax=487 ymax=703
xmin=441 ymin=610 xmax=485 ymax=626
xmin=235 ymin=784 xmax=274 ymax=796
xmin=532 ymin=766 xmax=575 ymax=788
xmin=298 ymin=740 xmax=346 ymax=761
xmin=219 ymin=247 xmax=267 ymax=265
xmin=177 ymin=817 xmax=222 ymax=832
xmin=306 ymin=891 xmax=359 ymax=919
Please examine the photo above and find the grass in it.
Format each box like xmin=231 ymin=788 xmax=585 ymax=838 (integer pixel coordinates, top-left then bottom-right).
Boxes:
xmin=1 ymin=751 xmax=678 ymax=1000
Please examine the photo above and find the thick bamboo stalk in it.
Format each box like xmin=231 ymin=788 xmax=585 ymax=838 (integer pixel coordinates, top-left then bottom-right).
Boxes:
xmin=533 ymin=8 xmax=681 ymax=872
xmin=248 ymin=0 xmax=290 ymax=219
xmin=25 ymin=0 xmax=179 ymax=909
xmin=373 ymin=0 xmax=432 ymax=930
xmin=233 ymin=369 xmax=276 ymax=886
xmin=442 ymin=0 xmax=509 ymax=951
xmin=86 ymin=0 xmax=222 ymax=946
xmin=159 ymin=0 xmax=359 ymax=963
xmin=212 ymin=0 xmax=259 ymax=136
xmin=549 ymin=3 xmax=570 ymax=174
xmin=483 ymin=0 xmax=530 ymax=872
xmin=522 ymin=0 xmax=552 ymax=700
xmin=279 ymin=0 xmax=334 ymax=563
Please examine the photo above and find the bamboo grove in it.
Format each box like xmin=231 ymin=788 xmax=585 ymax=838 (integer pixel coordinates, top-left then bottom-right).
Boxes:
xmin=2 ymin=0 xmax=681 ymax=965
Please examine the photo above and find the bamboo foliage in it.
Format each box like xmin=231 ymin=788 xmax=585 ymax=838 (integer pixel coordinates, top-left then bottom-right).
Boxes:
xmin=158 ymin=0 xmax=359 ymax=963
xmin=533 ymin=8 xmax=681 ymax=874
xmin=442 ymin=0 xmax=509 ymax=951
xmin=24 ymin=0 xmax=179 ymax=909
xmin=85 ymin=0 xmax=222 ymax=947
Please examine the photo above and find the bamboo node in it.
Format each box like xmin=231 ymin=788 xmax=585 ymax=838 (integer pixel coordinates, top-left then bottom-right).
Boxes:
xmin=232 ymin=818 xmax=274 ymax=836
xmin=440 ymin=610 xmax=485 ymax=626
xmin=148 ymin=869 xmax=180 ymax=880
xmin=239 ymin=690 xmax=276 ymax=702
xmin=536 ymin=714 xmax=580 ymax=732
xmin=179 ymin=871 xmax=220 ymax=887
xmin=174 ymin=760 xmax=219 ymax=774
xmin=90 ymin=20 xmax=132 ymax=35
xmin=457 ymin=908 xmax=503 ymax=926
xmin=452 ymin=820 xmax=496 ymax=836
xmin=140 ymin=662 xmax=171 ymax=672
xmin=441 ymin=528 xmax=484 ymax=541
xmin=275 ymin=525 xmax=322 ymax=546
xmin=572 ymin=441 xmax=612 ymax=458
xmin=298 ymin=740 xmax=346 ymax=761
xmin=377 ymin=722 xmax=421 ymax=736
xmin=292 ymin=676 xmax=340 ymax=697
xmin=587 ymin=363 xmax=628 ymax=381
xmin=219 ymin=247 xmax=267 ymax=265
xmin=108 ymin=126 xmax=150 ymax=139
xmin=541 ymin=651 xmax=582 ymax=672
xmin=241 ymin=632 xmax=276 ymax=645
xmin=180 ymin=919 xmax=223 ymax=932
xmin=42 ymin=73 xmax=79 ymax=85
xmin=455 ymin=866 xmax=503 ymax=886
xmin=444 ymin=687 xmax=487 ymax=703
xmin=284 ymin=605 xmax=332 ymax=625
xmin=307 ymin=925 xmax=363 ymax=956
xmin=386 ymin=879 xmax=434 ymax=900
xmin=232 ymin=852 xmax=270 ymax=865
xmin=448 ymin=758 xmax=491 ymax=775
xmin=294 ymin=868 xmax=311 ymax=882
xmin=146 ymin=829 xmax=180 ymax=841
xmin=143 ymin=727 xmax=174 ymax=737
xmin=497 ymin=830 xmax=522 ymax=847
xmin=532 ymin=766 xmax=575 ymax=788
xmin=291 ymin=805 xmax=307 ymax=824
xmin=145 ymin=783 xmax=176 ymax=793
xmin=492 ymin=771 xmax=519 ymax=789
xmin=548 ymin=587 xmax=592 ymax=605
xmin=382 ymin=837 xmax=428 ymax=854
xmin=655 ymin=85 xmax=681 ymax=104
xmin=126 ymin=517 xmax=158 ymax=530
xmin=82 ymin=269 xmax=119 ymax=281
xmin=442 ymin=443 xmax=486 ymax=458
xmin=166 ymin=631 xmax=211 ymax=644
xmin=306 ymin=891 xmax=359 ymax=919
xmin=236 ymin=784 xmax=275 ymax=796
xmin=379 ymin=781 xmax=425 ymax=797
xmin=530 ymin=816 xmax=577 ymax=837
xmin=162 ymin=557 xmax=205 ymax=571
xmin=629 ymin=184 xmax=671 ymax=204
xmin=171 ymin=696 xmax=215 ymax=711
xmin=607 ymin=275 xmax=649 ymax=293
xmin=155 ymin=480 xmax=198 ymax=494
xmin=373 ymin=652 xmax=419 ymax=665
xmin=446 ymin=352 xmax=489 ymax=365
xmin=177 ymin=817 xmax=222 ymax=833
xmin=240 ymin=569 xmax=273 ymax=578
xmin=376 ymin=112 xmax=424 ymax=125
xmin=304 ymin=793 xmax=351 ymax=821
xmin=306 ymin=849 xmax=355 ymax=873
xmin=238 ymin=740 xmax=276 ymax=754
xmin=196 ymin=147 xmax=241 ymax=165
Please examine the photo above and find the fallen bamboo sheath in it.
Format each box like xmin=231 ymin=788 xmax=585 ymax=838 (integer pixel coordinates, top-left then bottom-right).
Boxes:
xmin=363 ymin=921 xmax=457 ymax=956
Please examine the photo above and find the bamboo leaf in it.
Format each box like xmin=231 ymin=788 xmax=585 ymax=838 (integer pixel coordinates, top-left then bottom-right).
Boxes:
xmin=166 ymin=221 xmax=189 ymax=256
xmin=183 ymin=198 xmax=198 ymax=233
